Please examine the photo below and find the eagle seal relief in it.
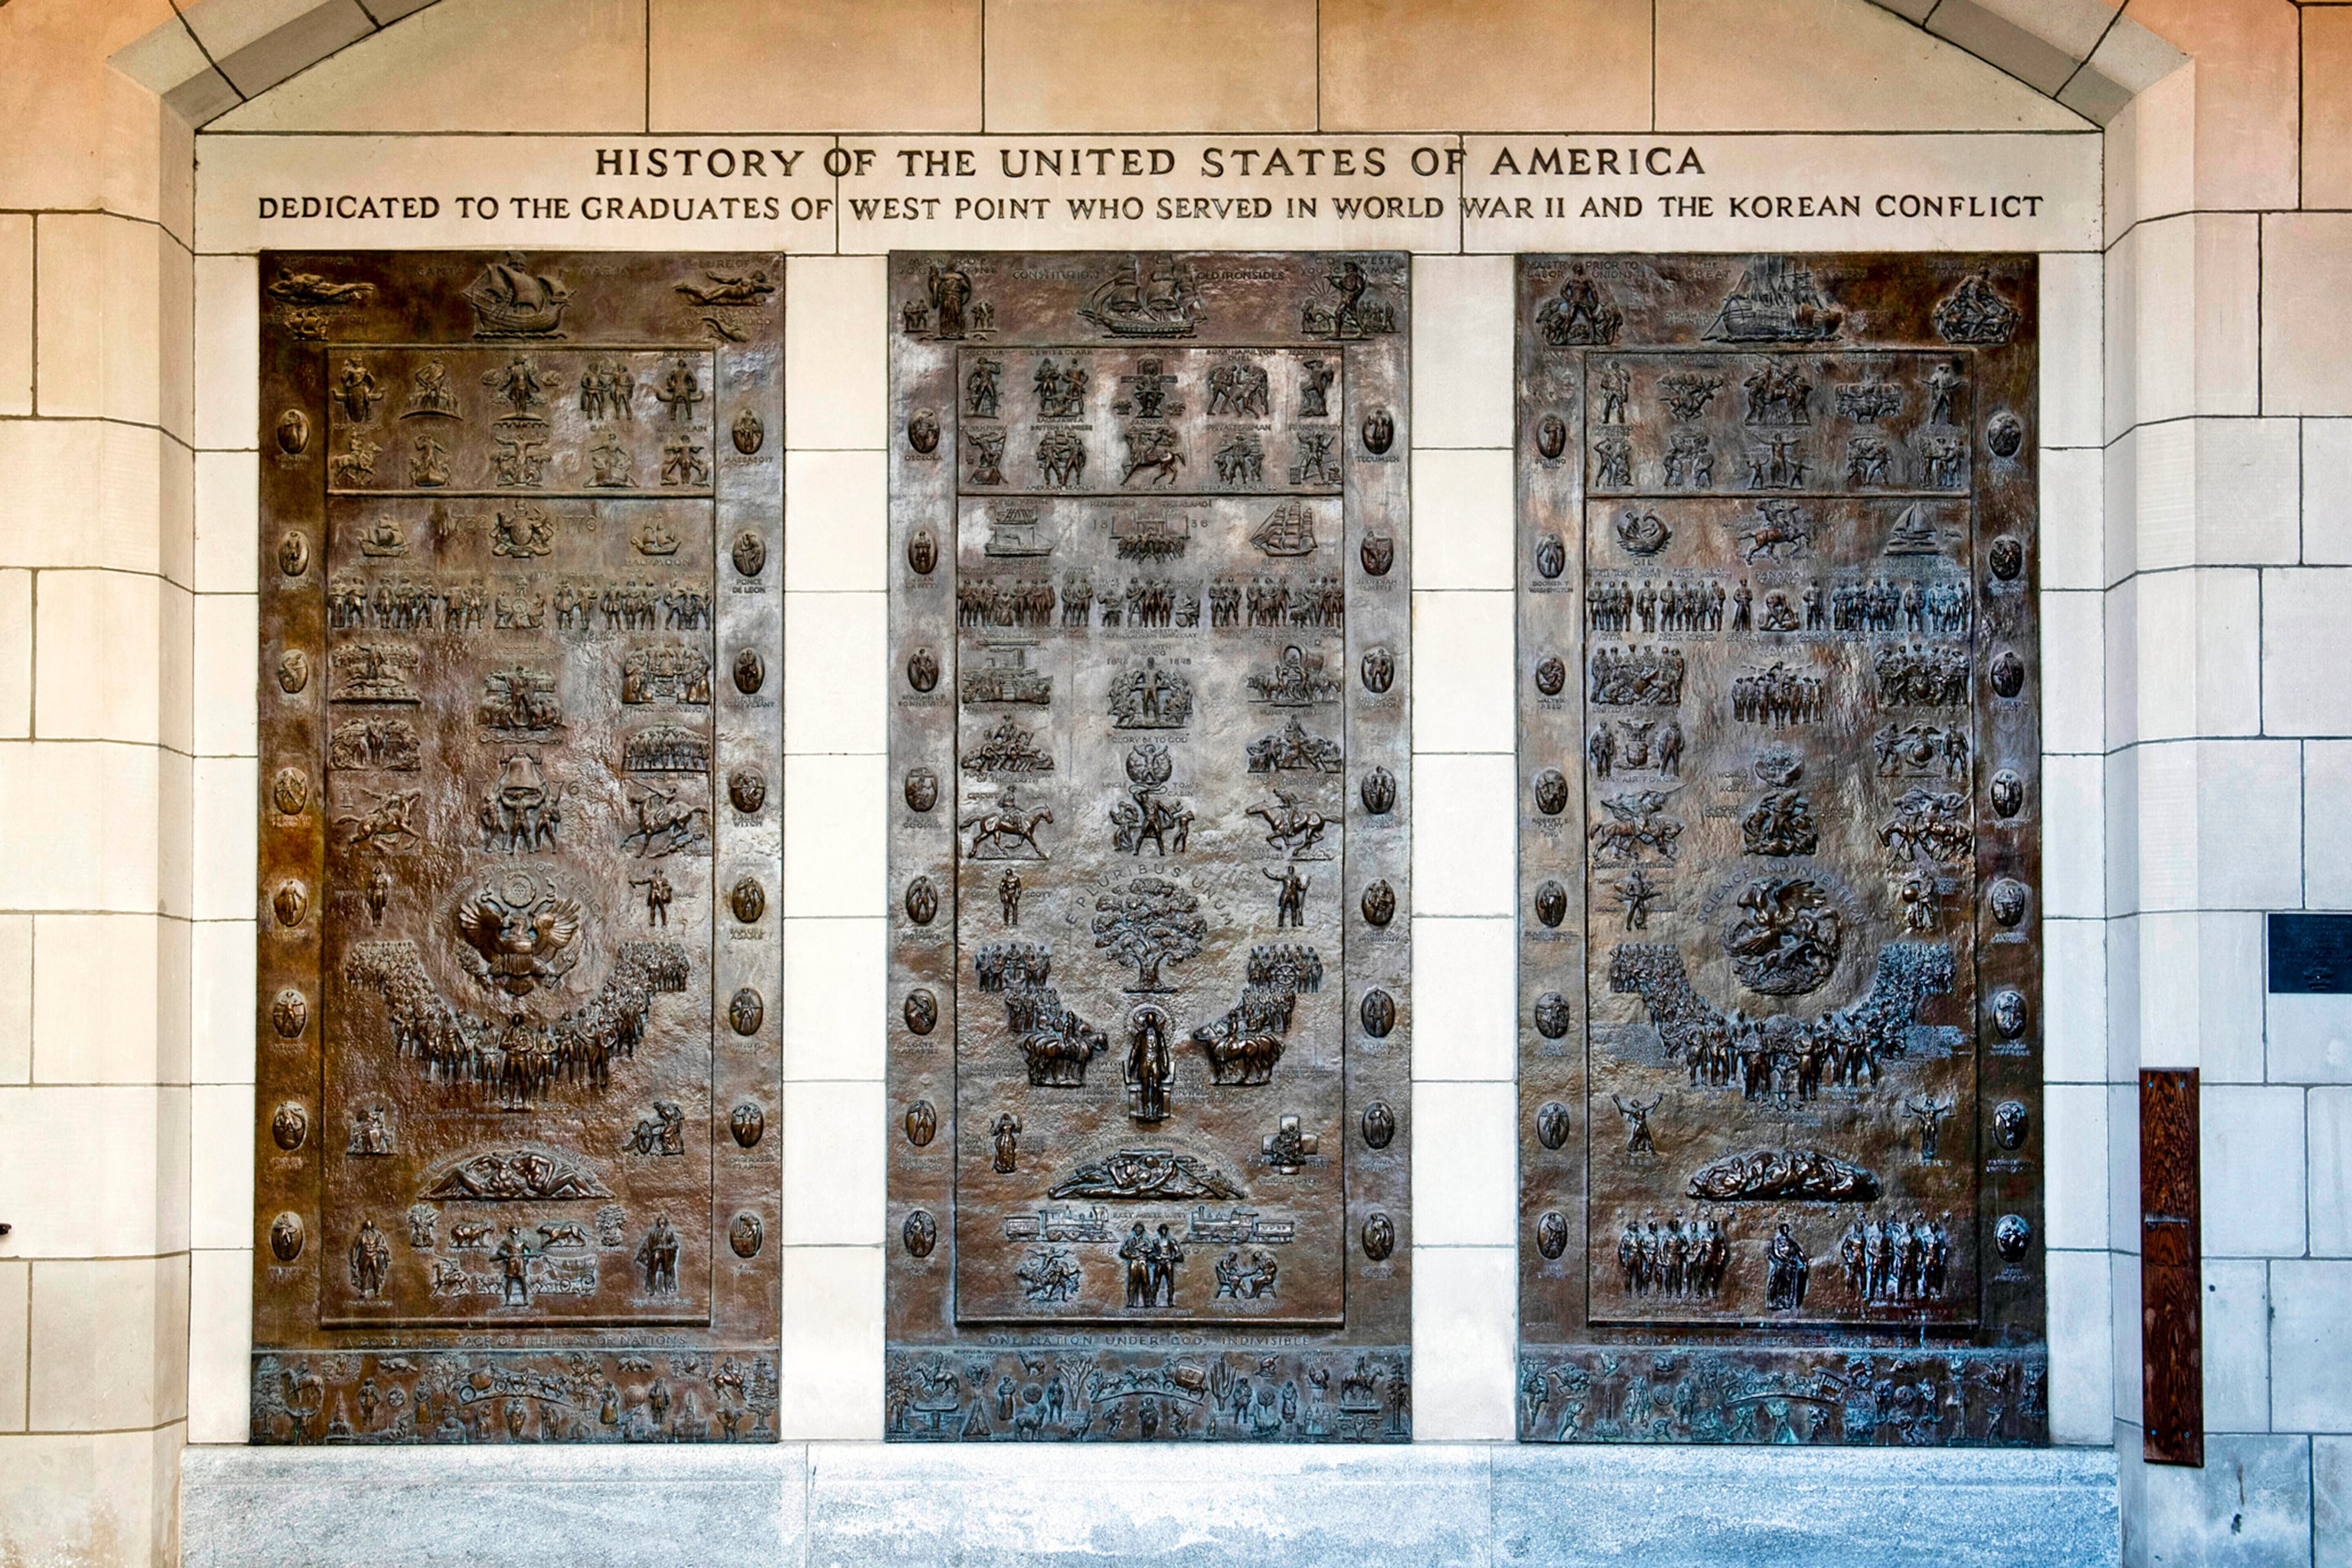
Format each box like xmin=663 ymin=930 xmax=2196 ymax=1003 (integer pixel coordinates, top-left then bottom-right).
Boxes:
xmin=453 ymin=871 xmax=584 ymax=997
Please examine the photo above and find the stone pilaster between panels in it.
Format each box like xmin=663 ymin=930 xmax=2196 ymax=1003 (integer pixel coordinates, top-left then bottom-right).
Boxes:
xmin=184 ymin=1248 xmax=249 ymax=1445
xmin=1410 ymin=256 xmax=1513 ymax=451
xmin=1410 ymin=1245 xmax=1515 ymax=1441
xmin=2046 ymin=1247 xmax=2114 ymax=1445
xmin=779 ymin=1245 xmax=885 ymax=1440
xmin=784 ymin=257 xmax=887 ymax=451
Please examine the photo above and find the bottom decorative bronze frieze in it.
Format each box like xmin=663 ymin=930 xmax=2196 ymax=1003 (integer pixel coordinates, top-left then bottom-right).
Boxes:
xmin=250 ymin=1349 xmax=779 ymax=1445
xmin=885 ymin=1345 xmax=1409 ymax=1442
xmin=1516 ymin=1347 xmax=2046 ymax=1447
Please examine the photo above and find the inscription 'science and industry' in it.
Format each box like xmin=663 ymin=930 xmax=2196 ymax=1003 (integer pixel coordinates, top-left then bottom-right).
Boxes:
xmin=254 ymin=253 xmax=784 ymax=1443
xmin=889 ymin=253 xmax=1412 ymax=1441
xmin=1516 ymin=255 xmax=2046 ymax=1444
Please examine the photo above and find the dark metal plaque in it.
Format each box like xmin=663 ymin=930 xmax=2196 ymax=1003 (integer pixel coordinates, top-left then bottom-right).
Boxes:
xmin=2140 ymin=1068 xmax=2202 ymax=1466
xmin=887 ymin=253 xmax=1411 ymax=1441
xmin=2267 ymin=912 xmax=2352 ymax=994
xmin=1516 ymin=255 xmax=2046 ymax=1444
xmin=253 ymin=252 xmax=784 ymax=1443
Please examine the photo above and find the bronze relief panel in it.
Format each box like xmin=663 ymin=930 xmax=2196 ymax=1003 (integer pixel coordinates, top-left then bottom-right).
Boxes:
xmin=888 ymin=254 xmax=1411 ymax=1441
xmin=253 ymin=253 xmax=783 ymax=1443
xmin=1516 ymin=255 xmax=2046 ymax=1444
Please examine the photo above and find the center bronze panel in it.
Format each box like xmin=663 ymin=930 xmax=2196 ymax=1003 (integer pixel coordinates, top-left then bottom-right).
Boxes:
xmin=888 ymin=253 xmax=1411 ymax=1441
xmin=252 ymin=252 xmax=783 ymax=1443
xmin=1515 ymin=255 xmax=2046 ymax=1445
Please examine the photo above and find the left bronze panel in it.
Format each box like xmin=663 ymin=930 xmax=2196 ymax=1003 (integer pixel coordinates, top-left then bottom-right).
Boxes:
xmin=253 ymin=253 xmax=785 ymax=1443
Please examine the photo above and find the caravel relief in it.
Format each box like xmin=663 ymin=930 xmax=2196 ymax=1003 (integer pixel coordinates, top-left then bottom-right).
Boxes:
xmin=888 ymin=253 xmax=1412 ymax=1441
xmin=1515 ymin=255 xmax=2046 ymax=1445
xmin=254 ymin=252 xmax=784 ymax=1443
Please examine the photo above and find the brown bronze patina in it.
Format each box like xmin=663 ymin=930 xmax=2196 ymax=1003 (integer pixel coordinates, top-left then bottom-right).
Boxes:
xmin=1516 ymin=255 xmax=2047 ymax=1445
xmin=253 ymin=251 xmax=784 ymax=1443
xmin=886 ymin=253 xmax=1414 ymax=1441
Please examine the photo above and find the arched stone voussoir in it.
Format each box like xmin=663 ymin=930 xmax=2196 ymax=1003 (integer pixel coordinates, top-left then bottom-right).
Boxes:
xmin=1868 ymin=0 xmax=2186 ymax=123
xmin=112 ymin=0 xmax=2192 ymax=132
xmin=110 ymin=0 xmax=446 ymax=126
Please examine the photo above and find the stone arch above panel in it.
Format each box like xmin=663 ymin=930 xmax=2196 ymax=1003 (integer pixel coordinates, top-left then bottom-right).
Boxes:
xmin=113 ymin=0 xmax=2189 ymax=133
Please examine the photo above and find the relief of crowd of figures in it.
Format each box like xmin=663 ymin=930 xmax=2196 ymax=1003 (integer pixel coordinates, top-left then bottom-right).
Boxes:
xmin=883 ymin=1349 xmax=1408 ymax=1442
xmin=250 ymin=1350 xmax=778 ymax=1445
xmin=890 ymin=254 xmax=1410 ymax=1440
xmin=1518 ymin=254 xmax=2044 ymax=1444
xmin=1516 ymin=1348 xmax=2046 ymax=1447
xmin=255 ymin=253 xmax=784 ymax=1442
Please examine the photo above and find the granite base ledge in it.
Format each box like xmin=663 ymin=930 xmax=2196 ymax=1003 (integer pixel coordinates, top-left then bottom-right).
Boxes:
xmin=178 ymin=1439 xmax=2119 ymax=1568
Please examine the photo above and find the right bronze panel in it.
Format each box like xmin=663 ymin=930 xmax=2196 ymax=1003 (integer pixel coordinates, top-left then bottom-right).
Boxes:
xmin=1515 ymin=255 xmax=2046 ymax=1445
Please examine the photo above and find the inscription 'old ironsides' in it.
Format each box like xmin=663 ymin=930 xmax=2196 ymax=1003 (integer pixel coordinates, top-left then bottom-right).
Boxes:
xmin=1517 ymin=255 xmax=2046 ymax=1445
xmin=254 ymin=252 xmax=784 ymax=1444
xmin=889 ymin=253 xmax=1412 ymax=1441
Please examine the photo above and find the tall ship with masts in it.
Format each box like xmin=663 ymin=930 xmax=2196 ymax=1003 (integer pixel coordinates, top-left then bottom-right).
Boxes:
xmin=1081 ymin=255 xmax=1203 ymax=338
xmin=1702 ymin=256 xmax=1843 ymax=343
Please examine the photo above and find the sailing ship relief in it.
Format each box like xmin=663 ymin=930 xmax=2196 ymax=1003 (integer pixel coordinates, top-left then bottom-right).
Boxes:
xmin=465 ymin=254 xmax=573 ymax=339
xmin=1081 ymin=255 xmax=1203 ymax=338
xmin=1252 ymin=501 xmax=1318 ymax=557
xmin=1702 ymin=256 xmax=1843 ymax=343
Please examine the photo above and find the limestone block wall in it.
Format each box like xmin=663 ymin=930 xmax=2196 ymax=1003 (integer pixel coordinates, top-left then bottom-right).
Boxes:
xmin=0 ymin=1 xmax=2342 ymax=1565
xmin=2097 ymin=7 xmax=2352 ymax=1560
xmin=0 ymin=2 xmax=198 ymax=1563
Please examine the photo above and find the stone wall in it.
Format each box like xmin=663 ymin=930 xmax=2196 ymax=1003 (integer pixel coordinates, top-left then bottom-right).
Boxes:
xmin=0 ymin=0 xmax=2344 ymax=1563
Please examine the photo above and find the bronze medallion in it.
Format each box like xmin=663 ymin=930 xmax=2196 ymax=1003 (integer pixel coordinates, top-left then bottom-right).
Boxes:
xmin=251 ymin=251 xmax=784 ymax=1445
xmin=887 ymin=252 xmax=1413 ymax=1441
xmin=731 ymin=530 xmax=767 ymax=579
xmin=1515 ymin=255 xmax=2046 ymax=1446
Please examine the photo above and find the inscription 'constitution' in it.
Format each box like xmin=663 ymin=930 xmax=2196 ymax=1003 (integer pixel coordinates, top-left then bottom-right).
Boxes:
xmin=1515 ymin=254 xmax=2046 ymax=1446
xmin=888 ymin=252 xmax=1412 ymax=1441
xmin=253 ymin=252 xmax=784 ymax=1444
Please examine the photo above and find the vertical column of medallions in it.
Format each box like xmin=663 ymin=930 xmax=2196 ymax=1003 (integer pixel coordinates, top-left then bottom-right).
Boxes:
xmin=1515 ymin=259 xmax=1591 ymax=1372
xmin=710 ymin=323 xmax=786 ymax=1336
xmin=1965 ymin=260 xmax=2042 ymax=1345
xmin=252 ymin=311 xmax=330 ymax=1362
xmin=1342 ymin=306 xmax=1412 ymax=1329
xmin=885 ymin=268 xmax=958 ymax=1338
